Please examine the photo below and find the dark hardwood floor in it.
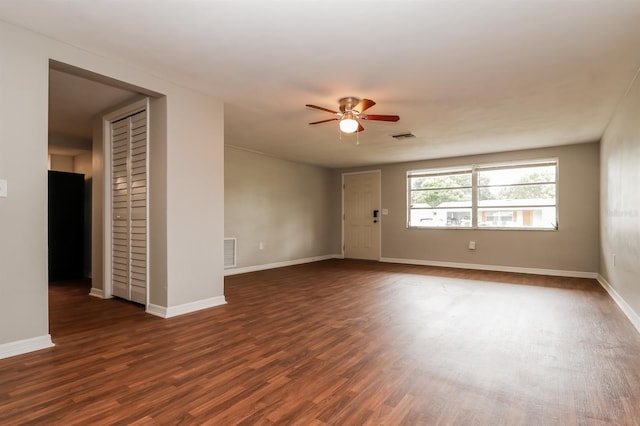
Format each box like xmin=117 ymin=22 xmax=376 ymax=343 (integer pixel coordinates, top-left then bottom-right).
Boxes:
xmin=1 ymin=259 xmax=640 ymax=425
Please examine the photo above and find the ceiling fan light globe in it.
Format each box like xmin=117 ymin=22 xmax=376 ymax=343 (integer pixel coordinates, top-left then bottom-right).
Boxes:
xmin=339 ymin=117 xmax=359 ymax=133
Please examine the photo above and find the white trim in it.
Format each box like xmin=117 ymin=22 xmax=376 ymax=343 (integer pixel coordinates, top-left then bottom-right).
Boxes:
xmin=89 ymin=287 xmax=107 ymax=298
xmin=0 ymin=335 xmax=54 ymax=360
xmin=147 ymin=296 xmax=227 ymax=319
xmin=597 ymin=274 xmax=640 ymax=334
xmin=224 ymin=254 xmax=341 ymax=276
xmin=145 ymin=304 xmax=168 ymax=318
xmin=342 ymin=170 xmax=382 ymax=260
xmin=144 ymin=107 xmax=151 ymax=308
xmin=380 ymin=257 xmax=598 ymax=279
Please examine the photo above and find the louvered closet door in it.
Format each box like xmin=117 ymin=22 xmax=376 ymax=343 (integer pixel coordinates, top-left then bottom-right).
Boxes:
xmin=111 ymin=118 xmax=130 ymax=300
xmin=111 ymin=110 xmax=148 ymax=304
xmin=129 ymin=110 xmax=147 ymax=304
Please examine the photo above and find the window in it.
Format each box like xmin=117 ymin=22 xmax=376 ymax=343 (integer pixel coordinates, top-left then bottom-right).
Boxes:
xmin=409 ymin=168 xmax=472 ymax=228
xmin=408 ymin=159 xmax=557 ymax=230
xmin=476 ymin=161 xmax=557 ymax=229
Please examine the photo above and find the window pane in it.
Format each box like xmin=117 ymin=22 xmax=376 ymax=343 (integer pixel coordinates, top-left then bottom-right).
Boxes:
xmin=478 ymin=165 xmax=555 ymax=187
xmin=478 ymin=184 xmax=556 ymax=203
xmin=409 ymin=208 xmax=472 ymax=227
xmin=409 ymin=173 xmax=471 ymax=190
xmin=410 ymin=188 xmax=472 ymax=207
xmin=407 ymin=160 xmax=557 ymax=231
xmin=478 ymin=207 xmax=556 ymax=228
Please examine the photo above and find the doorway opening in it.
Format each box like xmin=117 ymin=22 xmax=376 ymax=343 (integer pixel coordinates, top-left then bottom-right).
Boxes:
xmin=47 ymin=61 xmax=156 ymax=313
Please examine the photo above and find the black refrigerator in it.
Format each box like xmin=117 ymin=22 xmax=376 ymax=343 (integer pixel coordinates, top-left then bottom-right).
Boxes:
xmin=48 ymin=170 xmax=85 ymax=282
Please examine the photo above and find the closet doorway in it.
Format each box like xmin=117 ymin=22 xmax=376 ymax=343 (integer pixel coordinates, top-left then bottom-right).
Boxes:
xmin=106 ymin=100 xmax=149 ymax=305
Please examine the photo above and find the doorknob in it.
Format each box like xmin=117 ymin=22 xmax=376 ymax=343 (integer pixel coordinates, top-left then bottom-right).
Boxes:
xmin=373 ymin=209 xmax=379 ymax=223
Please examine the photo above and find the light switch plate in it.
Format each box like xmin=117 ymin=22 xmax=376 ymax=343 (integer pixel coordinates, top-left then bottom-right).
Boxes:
xmin=381 ymin=209 xmax=389 ymax=215
xmin=0 ymin=179 xmax=7 ymax=197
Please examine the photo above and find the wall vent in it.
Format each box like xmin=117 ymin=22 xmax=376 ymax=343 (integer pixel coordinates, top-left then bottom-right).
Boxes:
xmin=391 ymin=133 xmax=416 ymax=140
xmin=224 ymin=238 xmax=236 ymax=268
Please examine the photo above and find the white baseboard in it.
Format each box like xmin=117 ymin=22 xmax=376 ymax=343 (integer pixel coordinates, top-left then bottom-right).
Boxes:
xmin=0 ymin=335 xmax=54 ymax=360
xmin=379 ymin=257 xmax=598 ymax=279
xmin=89 ymin=287 xmax=105 ymax=298
xmin=224 ymin=254 xmax=342 ymax=276
xmin=147 ymin=296 xmax=227 ymax=319
xmin=145 ymin=303 xmax=167 ymax=318
xmin=597 ymin=275 xmax=640 ymax=334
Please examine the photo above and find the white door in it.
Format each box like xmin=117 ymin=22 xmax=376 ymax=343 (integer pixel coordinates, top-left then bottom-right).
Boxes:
xmin=343 ymin=171 xmax=380 ymax=260
xmin=111 ymin=109 xmax=148 ymax=304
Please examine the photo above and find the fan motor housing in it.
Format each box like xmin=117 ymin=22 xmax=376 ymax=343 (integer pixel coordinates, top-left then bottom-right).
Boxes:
xmin=338 ymin=97 xmax=360 ymax=113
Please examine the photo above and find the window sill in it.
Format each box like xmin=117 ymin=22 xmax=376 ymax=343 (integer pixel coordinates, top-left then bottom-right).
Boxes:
xmin=407 ymin=226 xmax=558 ymax=231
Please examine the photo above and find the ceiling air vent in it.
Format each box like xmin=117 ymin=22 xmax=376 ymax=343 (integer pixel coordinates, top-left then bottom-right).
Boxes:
xmin=391 ymin=133 xmax=416 ymax=140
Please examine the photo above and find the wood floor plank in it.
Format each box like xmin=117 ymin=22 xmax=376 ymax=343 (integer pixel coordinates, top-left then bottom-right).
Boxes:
xmin=1 ymin=260 xmax=640 ymax=424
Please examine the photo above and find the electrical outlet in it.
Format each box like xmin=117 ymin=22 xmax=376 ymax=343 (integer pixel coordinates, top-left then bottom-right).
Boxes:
xmin=0 ymin=179 xmax=7 ymax=197
xmin=468 ymin=241 xmax=476 ymax=250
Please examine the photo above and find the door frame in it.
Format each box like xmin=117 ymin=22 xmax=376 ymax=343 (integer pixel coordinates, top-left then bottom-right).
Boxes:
xmin=102 ymin=97 xmax=149 ymax=305
xmin=341 ymin=170 xmax=382 ymax=260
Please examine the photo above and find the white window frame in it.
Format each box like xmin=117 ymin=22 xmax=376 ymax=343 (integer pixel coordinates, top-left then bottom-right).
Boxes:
xmin=407 ymin=158 xmax=558 ymax=231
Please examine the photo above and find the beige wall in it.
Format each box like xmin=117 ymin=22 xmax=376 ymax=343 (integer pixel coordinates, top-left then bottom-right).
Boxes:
xmin=0 ymin=21 xmax=224 ymax=350
xmin=48 ymin=152 xmax=91 ymax=174
xmin=337 ymin=143 xmax=600 ymax=274
xmin=600 ymin=72 xmax=640 ymax=319
xmin=225 ymin=146 xmax=340 ymax=269
xmin=49 ymin=154 xmax=74 ymax=172
xmin=166 ymin=92 xmax=224 ymax=306
xmin=73 ymin=152 xmax=92 ymax=177
xmin=148 ymin=96 xmax=168 ymax=307
xmin=0 ymin=23 xmax=50 ymax=346
xmin=49 ymin=133 xmax=91 ymax=152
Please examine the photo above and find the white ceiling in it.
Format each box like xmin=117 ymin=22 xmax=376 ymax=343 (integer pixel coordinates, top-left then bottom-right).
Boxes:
xmin=3 ymin=1 xmax=640 ymax=168
xmin=49 ymin=69 xmax=139 ymax=143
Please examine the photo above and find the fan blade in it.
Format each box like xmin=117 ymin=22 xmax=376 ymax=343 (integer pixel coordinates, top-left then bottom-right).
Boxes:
xmin=309 ymin=118 xmax=339 ymax=125
xmin=356 ymin=123 xmax=365 ymax=133
xmin=354 ymin=98 xmax=376 ymax=113
xmin=306 ymin=104 xmax=339 ymax=114
xmin=361 ymin=114 xmax=400 ymax=122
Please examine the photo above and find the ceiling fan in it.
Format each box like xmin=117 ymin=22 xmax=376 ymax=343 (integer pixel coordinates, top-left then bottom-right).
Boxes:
xmin=306 ymin=97 xmax=399 ymax=134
